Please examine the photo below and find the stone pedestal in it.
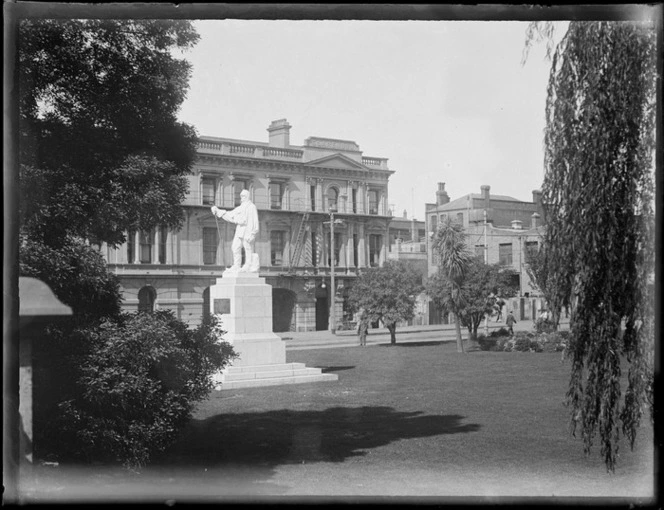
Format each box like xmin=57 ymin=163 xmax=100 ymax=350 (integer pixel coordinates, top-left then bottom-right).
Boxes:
xmin=210 ymin=272 xmax=337 ymax=390
xmin=209 ymin=272 xmax=285 ymax=366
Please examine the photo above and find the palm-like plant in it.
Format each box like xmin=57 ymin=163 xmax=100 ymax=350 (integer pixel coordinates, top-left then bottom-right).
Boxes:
xmin=430 ymin=217 xmax=474 ymax=352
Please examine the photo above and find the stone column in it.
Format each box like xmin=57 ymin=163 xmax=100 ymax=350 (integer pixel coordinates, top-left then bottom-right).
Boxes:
xmin=154 ymin=228 xmax=161 ymax=264
xmin=339 ymin=233 xmax=347 ymax=269
xmin=316 ymin=178 xmax=324 ymax=213
xmin=381 ymin=225 xmax=389 ymax=265
xmin=133 ymin=231 xmax=140 ymax=264
xmin=360 ymin=183 xmax=367 ymax=214
xmin=358 ymin=223 xmax=366 ymax=267
xmin=163 ymin=229 xmax=170 ymax=265
xmin=346 ymin=223 xmax=354 ymax=272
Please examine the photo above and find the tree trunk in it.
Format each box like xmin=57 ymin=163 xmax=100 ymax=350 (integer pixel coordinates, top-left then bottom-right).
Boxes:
xmin=454 ymin=313 xmax=464 ymax=353
xmin=467 ymin=325 xmax=478 ymax=351
xmin=387 ymin=323 xmax=397 ymax=344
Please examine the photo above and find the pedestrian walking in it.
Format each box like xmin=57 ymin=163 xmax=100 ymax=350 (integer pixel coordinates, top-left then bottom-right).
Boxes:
xmin=357 ymin=314 xmax=369 ymax=347
xmin=506 ymin=311 xmax=517 ymax=336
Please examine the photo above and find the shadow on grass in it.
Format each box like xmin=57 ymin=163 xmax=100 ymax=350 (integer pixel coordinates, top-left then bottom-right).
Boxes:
xmin=157 ymin=406 xmax=480 ymax=468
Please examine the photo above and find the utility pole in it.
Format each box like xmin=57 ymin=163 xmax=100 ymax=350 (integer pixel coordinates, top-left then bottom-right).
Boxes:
xmin=484 ymin=209 xmax=489 ymax=337
xmin=329 ymin=202 xmax=337 ymax=335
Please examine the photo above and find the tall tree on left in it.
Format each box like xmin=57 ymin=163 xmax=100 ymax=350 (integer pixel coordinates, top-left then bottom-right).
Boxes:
xmin=18 ymin=19 xmax=199 ymax=249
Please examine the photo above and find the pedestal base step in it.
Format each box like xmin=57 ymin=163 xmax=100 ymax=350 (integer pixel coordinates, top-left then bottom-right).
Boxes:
xmin=215 ymin=363 xmax=338 ymax=390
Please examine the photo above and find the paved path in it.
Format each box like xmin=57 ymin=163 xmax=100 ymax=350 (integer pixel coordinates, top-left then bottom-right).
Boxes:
xmin=279 ymin=317 xmax=570 ymax=350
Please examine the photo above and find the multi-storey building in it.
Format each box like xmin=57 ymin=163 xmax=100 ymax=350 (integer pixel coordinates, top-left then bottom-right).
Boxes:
xmin=103 ymin=119 xmax=394 ymax=332
xmin=425 ymin=182 xmax=545 ymax=323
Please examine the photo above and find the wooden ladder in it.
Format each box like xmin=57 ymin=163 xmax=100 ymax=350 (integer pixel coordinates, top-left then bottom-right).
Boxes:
xmin=287 ymin=212 xmax=309 ymax=271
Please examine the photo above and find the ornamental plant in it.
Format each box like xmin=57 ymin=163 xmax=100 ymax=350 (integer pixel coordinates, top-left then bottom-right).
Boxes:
xmin=36 ymin=311 xmax=237 ymax=468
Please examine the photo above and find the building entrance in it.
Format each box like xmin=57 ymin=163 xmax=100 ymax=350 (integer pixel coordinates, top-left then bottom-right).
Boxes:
xmin=315 ymin=297 xmax=329 ymax=331
xmin=272 ymin=289 xmax=296 ymax=332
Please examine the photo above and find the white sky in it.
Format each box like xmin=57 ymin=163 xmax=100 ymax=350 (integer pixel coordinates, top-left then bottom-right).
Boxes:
xmin=176 ymin=19 xmax=569 ymax=220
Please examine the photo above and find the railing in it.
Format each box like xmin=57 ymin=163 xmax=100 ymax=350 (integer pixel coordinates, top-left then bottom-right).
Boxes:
xmin=229 ymin=144 xmax=255 ymax=155
xmin=197 ymin=140 xmax=304 ymax=160
xmin=183 ymin=192 xmax=390 ymax=216
xmin=362 ymin=157 xmax=388 ymax=169
xmin=264 ymin=147 xmax=303 ymax=159
xmin=198 ymin=140 xmax=387 ymax=167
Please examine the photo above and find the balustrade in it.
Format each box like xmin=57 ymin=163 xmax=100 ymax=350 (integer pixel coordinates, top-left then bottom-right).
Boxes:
xmin=362 ymin=157 xmax=384 ymax=167
xmin=264 ymin=147 xmax=304 ymax=159
xmin=229 ymin=144 xmax=256 ymax=155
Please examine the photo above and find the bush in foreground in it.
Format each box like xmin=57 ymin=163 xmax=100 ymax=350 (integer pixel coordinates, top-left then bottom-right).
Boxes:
xmin=37 ymin=311 xmax=237 ymax=468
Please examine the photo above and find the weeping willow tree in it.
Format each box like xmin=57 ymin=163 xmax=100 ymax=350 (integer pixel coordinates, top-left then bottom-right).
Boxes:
xmin=532 ymin=20 xmax=657 ymax=471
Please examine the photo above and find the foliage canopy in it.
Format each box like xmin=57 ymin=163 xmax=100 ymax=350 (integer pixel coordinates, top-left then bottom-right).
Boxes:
xmin=18 ymin=19 xmax=199 ymax=247
xmin=347 ymin=260 xmax=423 ymax=344
xmin=427 ymin=259 xmax=518 ymax=342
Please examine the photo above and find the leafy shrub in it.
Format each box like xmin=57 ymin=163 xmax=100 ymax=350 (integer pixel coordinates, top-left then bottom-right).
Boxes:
xmin=537 ymin=331 xmax=569 ymax=353
xmin=489 ymin=327 xmax=510 ymax=338
xmin=533 ymin=316 xmax=557 ymax=334
xmin=37 ymin=311 xmax=237 ymax=468
xmin=19 ymin=234 xmax=122 ymax=322
xmin=477 ymin=334 xmax=498 ymax=351
xmin=514 ymin=336 xmax=533 ymax=352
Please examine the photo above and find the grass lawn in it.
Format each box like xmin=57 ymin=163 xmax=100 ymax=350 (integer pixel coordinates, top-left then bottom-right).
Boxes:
xmin=23 ymin=341 xmax=655 ymax=503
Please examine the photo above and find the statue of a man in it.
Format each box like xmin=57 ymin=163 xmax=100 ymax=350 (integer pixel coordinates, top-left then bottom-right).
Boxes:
xmin=211 ymin=189 xmax=260 ymax=273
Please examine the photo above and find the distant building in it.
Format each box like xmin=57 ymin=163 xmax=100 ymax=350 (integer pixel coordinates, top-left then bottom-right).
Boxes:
xmin=102 ymin=119 xmax=394 ymax=332
xmin=425 ymin=183 xmax=545 ymax=324
xmin=387 ymin=211 xmax=428 ymax=326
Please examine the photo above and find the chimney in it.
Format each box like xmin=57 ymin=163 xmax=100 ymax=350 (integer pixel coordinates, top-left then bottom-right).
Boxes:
xmin=531 ymin=212 xmax=540 ymax=229
xmin=481 ymin=185 xmax=490 ymax=209
xmin=267 ymin=119 xmax=291 ymax=148
xmin=403 ymin=209 xmax=408 ymax=219
xmin=411 ymin=218 xmax=418 ymax=242
xmin=436 ymin=182 xmax=450 ymax=206
xmin=532 ymin=189 xmax=542 ymax=206
xmin=511 ymin=219 xmax=523 ymax=230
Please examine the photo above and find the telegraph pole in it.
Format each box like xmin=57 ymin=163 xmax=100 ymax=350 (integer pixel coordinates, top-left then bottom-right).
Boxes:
xmin=329 ymin=203 xmax=337 ymax=335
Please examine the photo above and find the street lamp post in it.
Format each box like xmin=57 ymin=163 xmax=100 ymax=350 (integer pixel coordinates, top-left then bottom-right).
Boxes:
xmin=329 ymin=202 xmax=337 ymax=335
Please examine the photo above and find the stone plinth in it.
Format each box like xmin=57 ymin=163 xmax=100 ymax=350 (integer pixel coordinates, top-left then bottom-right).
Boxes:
xmin=209 ymin=272 xmax=285 ymax=366
xmin=210 ymin=272 xmax=338 ymax=390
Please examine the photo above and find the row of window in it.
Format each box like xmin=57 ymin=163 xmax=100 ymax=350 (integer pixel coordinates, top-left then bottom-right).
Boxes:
xmin=472 ymin=241 xmax=539 ymax=265
xmin=130 ymin=227 xmax=384 ymax=268
xmin=430 ymin=212 xmax=464 ymax=232
xmin=127 ymin=228 xmax=168 ymax=264
xmin=204 ymin=229 xmax=384 ymax=268
xmin=201 ymin=178 xmax=381 ymax=214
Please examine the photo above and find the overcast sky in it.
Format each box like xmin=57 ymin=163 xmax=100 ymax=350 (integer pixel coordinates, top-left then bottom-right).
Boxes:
xmin=176 ymin=19 xmax=569 ymax=220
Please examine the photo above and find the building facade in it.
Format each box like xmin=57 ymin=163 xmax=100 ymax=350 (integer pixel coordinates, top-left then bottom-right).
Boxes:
xmin=103 ymin=119 xmax=394 ymax=332
xmin=425 ymin=183 xmax=545 ymax=324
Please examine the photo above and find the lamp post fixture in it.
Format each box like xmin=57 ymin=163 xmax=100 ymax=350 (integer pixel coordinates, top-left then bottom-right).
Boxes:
xmin=329 ymin=202 xmax=337 ymax=335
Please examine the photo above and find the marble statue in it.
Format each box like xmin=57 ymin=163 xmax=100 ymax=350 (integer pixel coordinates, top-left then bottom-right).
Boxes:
xmin=212 ymin=189 xmax=260 ymax=273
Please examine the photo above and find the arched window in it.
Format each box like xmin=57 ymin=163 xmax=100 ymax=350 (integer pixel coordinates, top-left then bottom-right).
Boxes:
xmin=138 ymin=286 xmax=156 ymax=313
xmin=328 ymin=187 xmax=339 ymax=211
